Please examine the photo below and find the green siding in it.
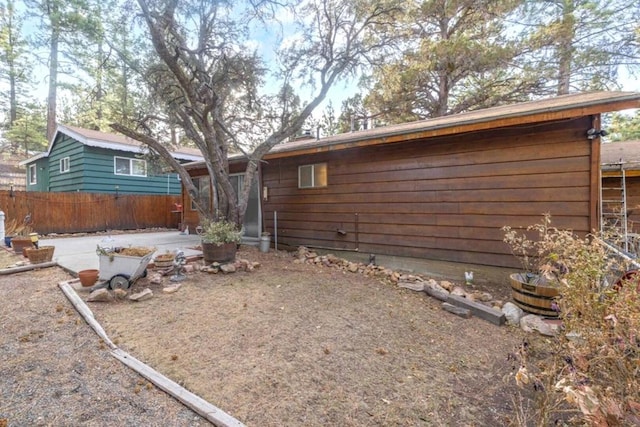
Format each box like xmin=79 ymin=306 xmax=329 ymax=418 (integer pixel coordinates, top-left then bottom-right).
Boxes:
xmin=25 ymin=157 xmax=49 ymax=192
xmin=82 ymin=146 xmax=182 ymax=195
xmin=48 ymin=135 xmax=85 ymax=192
xmin=24 ymin=133 xmax=184 ymax=195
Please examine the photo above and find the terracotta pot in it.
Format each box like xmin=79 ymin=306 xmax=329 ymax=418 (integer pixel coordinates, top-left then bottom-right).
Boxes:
xmin=202 ymin=241 xmax=237 ymax=264
xmin=78 ymin=269 xmax=99 ymax=287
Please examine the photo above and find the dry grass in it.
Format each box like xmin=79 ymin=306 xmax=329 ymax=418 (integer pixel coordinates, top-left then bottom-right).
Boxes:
xmin=90 ymin=246 xmax=526 ymax=426
xmin=0 ymin=267 xmax=204 ymax=426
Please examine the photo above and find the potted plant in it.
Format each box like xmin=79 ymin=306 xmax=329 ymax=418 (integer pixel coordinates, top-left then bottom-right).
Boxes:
xmin=502 ymin=214 xmax=568 ymax=317
xmin=199 ymin=219 xmax=242 ymax=263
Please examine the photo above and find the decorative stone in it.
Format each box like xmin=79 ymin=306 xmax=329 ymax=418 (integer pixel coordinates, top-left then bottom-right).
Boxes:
xmin=220 ymin=263 xmax=236 ymax=274
xmin=451 ymin=286 xmax=467 ymax=297
xmin=520 ymin=314 xmax=558 ymax=336
xmin=347 ymin=263 xmax=359 ymax=273
xmin=440 ymin=281 xmax=454 ymax=291
xmin=113 ymin=288 xmax=128 ymax=299
xmin=398 ymin=281 xmax=425 ymax=292
xmin=129 ymin=288 xmax=153 ymax=302
xmin=87 ymin=288 xmax=113 ymax=302
xmin=183 ymin=264 xmax=195 ymax=273
xmin=163 ymin=283 xmax=182 ymax=294
xmin=502 ymin=302 xmax=525 ymax=326
xmin=149 ymin=273 xmax=163 ymax=284
xmin=423 ymin=281 xmax=450 ymax=301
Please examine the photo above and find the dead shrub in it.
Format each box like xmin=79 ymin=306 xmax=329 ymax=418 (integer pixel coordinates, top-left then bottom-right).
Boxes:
xmin=505 ymin=216 xmax=640 ymax=426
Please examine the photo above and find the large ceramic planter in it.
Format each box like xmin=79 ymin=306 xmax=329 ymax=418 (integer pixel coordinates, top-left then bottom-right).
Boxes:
xmin=202 ymin=242 xmax=237 ymax=264
xmin=11 ymin=237 xmax=33 ymax=254
xmin=509 ymin=273 xmax=560 ymax=317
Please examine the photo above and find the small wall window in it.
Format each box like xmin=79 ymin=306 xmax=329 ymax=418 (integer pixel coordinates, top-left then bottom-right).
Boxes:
xmin=60 ymin=157 xmax=70 ymax=173
xmin=298 ymin=163 xmax=327 ymax=188
xmin=114 ymin=156 xmax=147 ymax=177
xmin=28 ymin=164 xmax=37 ymax=185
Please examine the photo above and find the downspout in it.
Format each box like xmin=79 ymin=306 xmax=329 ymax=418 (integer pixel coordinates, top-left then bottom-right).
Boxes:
xmin=590 ymin=114 xmax=602 ymax=233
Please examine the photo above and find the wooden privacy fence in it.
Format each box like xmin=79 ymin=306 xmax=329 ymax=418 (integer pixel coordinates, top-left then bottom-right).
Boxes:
xmin=0 ymin=191 xmax=182 ymax=234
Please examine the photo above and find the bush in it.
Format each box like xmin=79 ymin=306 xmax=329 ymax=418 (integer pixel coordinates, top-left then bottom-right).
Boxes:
xmin=505 ymin=216 xmax=640 ymax=426
xmin=198 ymin=219 xmax=242 ymax=245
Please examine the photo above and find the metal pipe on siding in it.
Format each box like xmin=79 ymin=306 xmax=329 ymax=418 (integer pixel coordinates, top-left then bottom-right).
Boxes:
xmin=307 ymin=244 xmax=359 ymax=252
xmin=274 ymin=210 xmax=278 ymax=251
xmin=355 ymin=213 xmax=359 ymax=251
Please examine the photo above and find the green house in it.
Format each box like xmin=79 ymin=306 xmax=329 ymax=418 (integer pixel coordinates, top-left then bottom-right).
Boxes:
xmin=20 ymin=124 xmax=202 ymax=194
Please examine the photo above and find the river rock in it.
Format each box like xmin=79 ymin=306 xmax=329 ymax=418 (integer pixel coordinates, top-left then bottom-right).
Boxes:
xmin=129 ymin=288 xmax=153 ymax=302
xmin=163 ymin=283 xmax=182 ymax=294
xmin=451 ymin=286 xmax=467 ymax=297
xmin=87 ymin=288 xmax=113 ymax=302
xmin=520 ymin=314 xmax=558 ymax=336
xmin=220 ymin=263 xmax=236 ymax=274
xmin=502 ymin=302 xmax=525 ymax=325
xmin=398 ymin=281 xmax=425 ymax=291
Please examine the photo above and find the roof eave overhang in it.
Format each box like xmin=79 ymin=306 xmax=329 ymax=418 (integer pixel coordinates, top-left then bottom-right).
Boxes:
xmin=264 ymin=95 xmax=640 ymax=160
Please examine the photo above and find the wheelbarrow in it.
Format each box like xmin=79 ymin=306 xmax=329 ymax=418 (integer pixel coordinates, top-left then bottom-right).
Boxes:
xmin=95 ymin=246 xmax=154 ymax=290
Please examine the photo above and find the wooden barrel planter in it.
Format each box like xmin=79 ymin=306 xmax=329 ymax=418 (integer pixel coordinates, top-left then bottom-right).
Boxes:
xmin=153 ymin=253 xmax=175 ymax=268
xmin=202 ymin=242 xmax=237 ymax=264
xmin=510 ymin=273 xmax=560 ymax=317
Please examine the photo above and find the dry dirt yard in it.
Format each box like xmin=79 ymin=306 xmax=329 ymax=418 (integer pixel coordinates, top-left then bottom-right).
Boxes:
xmin=93 ymin=246 xmax=526 ymax=426
xmin=1 ymin=245 xmax=530 ymax=426
xmin=0 ymin=257 xmax=204 ymax=426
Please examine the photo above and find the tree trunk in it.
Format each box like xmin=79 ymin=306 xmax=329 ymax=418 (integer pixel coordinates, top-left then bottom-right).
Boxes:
xmin=556 ymin=0 xmax=575 ymax=95
xmin=47 ymin=23 xmax=59 ymax=142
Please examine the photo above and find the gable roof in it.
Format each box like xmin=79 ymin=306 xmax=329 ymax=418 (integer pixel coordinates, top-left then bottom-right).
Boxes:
xmin=265 ymin=91 xmax=640 ymax=159
xmin=20 ymin=124 xmax=203 ymax=165
xmin=601 ymin=140 xmax=640 ymax=170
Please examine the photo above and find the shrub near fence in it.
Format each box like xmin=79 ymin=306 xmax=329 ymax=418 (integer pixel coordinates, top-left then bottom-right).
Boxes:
xmin=0 ymin=191 xmax=182 ymax=234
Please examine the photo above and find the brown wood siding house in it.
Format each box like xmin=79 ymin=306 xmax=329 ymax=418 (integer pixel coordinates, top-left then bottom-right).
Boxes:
xmin=182 ymin=92 xmax=640 ymax=268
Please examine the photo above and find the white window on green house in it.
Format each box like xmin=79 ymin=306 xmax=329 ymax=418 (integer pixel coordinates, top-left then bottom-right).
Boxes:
xmin=28 ymin=164 xmax=37 ymax=185
xmin=114 ymin=156 xmax=147 ymax=177
xmin=298 ymin=163 xmax=327 ymax=188
xmin=60 ymin=157 xmax=70 ymax=173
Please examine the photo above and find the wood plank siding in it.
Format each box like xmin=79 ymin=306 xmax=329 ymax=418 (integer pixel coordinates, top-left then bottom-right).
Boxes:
xmin=261 ymin=117 xmax=596 ymax=268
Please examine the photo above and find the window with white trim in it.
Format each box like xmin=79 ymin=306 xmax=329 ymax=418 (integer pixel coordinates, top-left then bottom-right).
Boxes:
xmin=60 ymin=157 xmax=70 ymax=173
xmin=28 ymin=164 xmax=37 ymax=185
xmin=114 ymin=156 xmax=147 ymax=177
xmin=298 ymin=163 xmax=327 ymax=188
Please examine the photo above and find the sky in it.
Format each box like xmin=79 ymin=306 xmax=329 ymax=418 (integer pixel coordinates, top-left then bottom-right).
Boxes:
xmin=6 ymin=0 xmax=640 ymax=130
